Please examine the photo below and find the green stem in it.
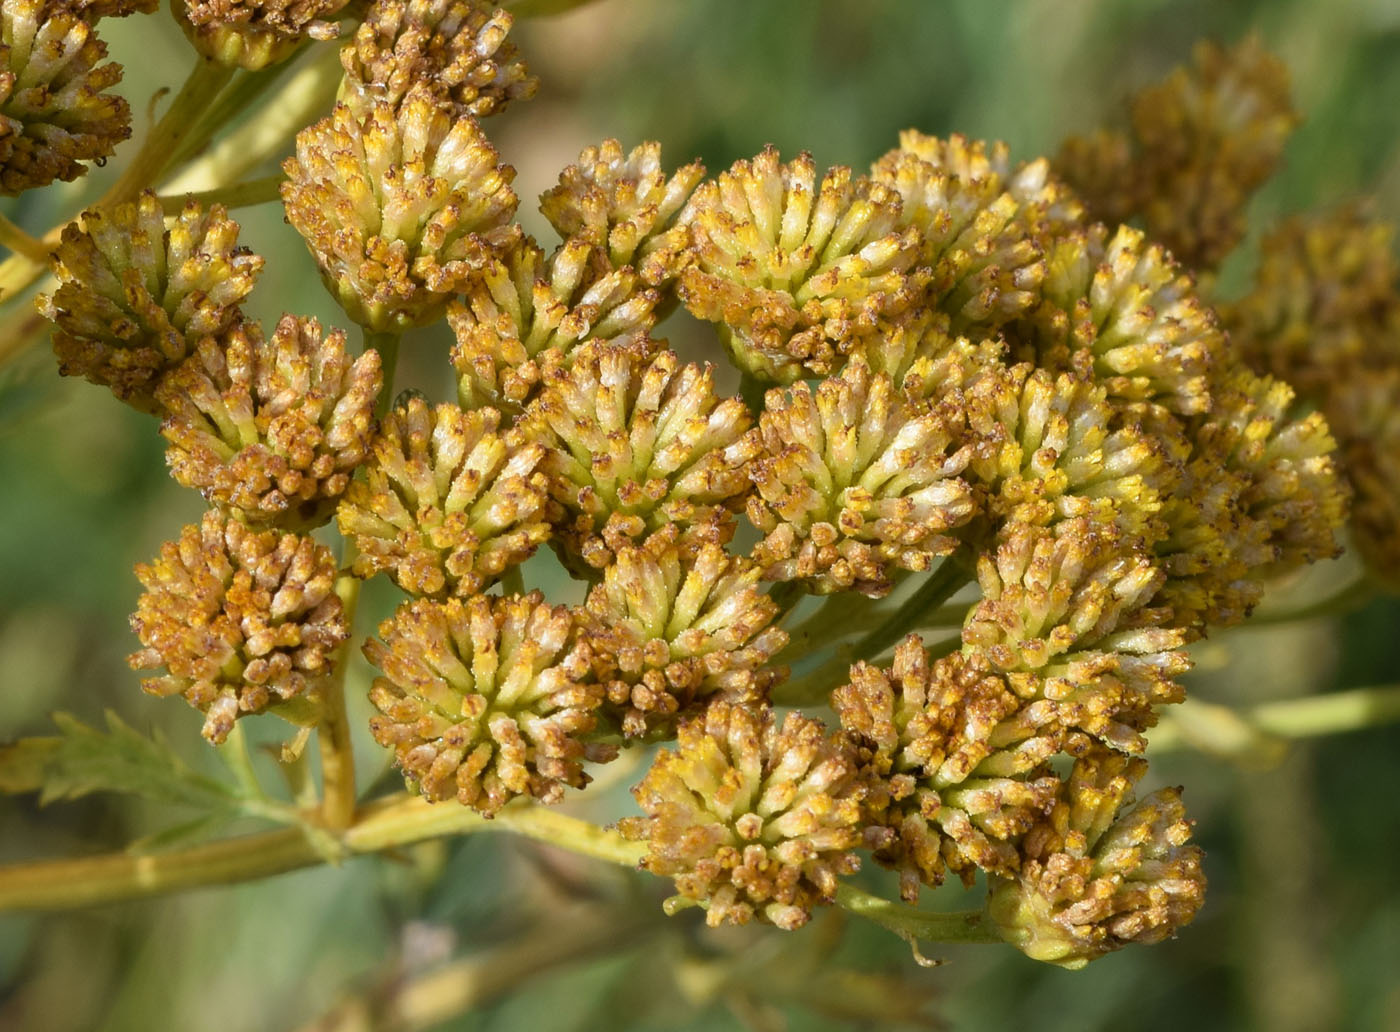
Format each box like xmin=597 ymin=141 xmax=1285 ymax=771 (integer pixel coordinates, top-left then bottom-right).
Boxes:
xmin=848 ymin=553 xmax=973 ymax=665
xmin=0 ymin=794 xmax=643 ymax=912
xmin=164 ymin=52 xmax=304 ymax=171
xmin=365 ymin=329 xmax=402 ymax=418
xmin=1150 ymin=684 xmax=1400 ymax=755
xmin=833 ymin=884 xmax=999 ymax=945
xmin=499 ymin=565 xmax=525 ymax=596
xmin=217 ymin=722 xmax=265 ymax=800
xmin=158 ymin=174 xmax=285 ymax=214
xmin=738 ymin=371 xmax=770 ymax=416
xmin=0 ymin=211 xmax=49 ymax=264
xmin=1248 ymin=574 xmax=1378 ymax=626
xmin=104 ymin=58 xmax=236 ymax=208
xmin=766 ymin=580 xmax=807 ymax=619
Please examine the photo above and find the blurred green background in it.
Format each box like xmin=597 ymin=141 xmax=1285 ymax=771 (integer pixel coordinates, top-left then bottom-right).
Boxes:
xmin=3 ymin=1 xmax=1400 ymax=1029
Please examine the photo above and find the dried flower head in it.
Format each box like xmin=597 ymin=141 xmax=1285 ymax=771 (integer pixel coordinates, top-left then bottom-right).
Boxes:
xmin=746 ymin=357 xmax=978 ymax=597
xmin=180 ymin=0 xmax=346 ymax=69
xmin=966 ymin=363 xmax=1176 ymax=537
xmin=833 ymin=639 xmax=1060 ymax=900
xmin=1057 ymin=35 xmax=1297 ymax=269
xmin=155 ymin=316 xmax=381 ymax=528
xmin=282 ymin=88 xmax=519 ymax=331
xmin=364 ymin=592 xmax=612 ymax=815
xmin=40 ymin=192 xmax=264 ymax=411
xmin=339 ymin=0 xmax=537 ymax=119
xmin=582 ymin=526 xmax=788 ymax=738
xmin=871 ymin=131 xmax=1080 ymax=330
xmin=523 ymin=344 xmax=757 ymax=568
xmin=127 ymin=511 xmax=346 ymax=744
xmin=336 ymin=396 xmax=550 ymax=598
xmin=1023 ymin=223 xmax=1225 ymax=417
xmin=621 ymin=700 xmax=866 ymax=930
xmin=0 ymin=0 xmax=130 ymax=195
xmin=986 ymin=748 xmax=1206 ymax=968
xmin=449 ymin=235 xmax=660 ymax=415
xmin=962 ymin=519 xmax=1188 ymax=752
xmin=678 ymin=146 xmax=924 ymax=381
xmin=1327 ymin=369 xmax=1400 ymax=581
xmin=539 ymin=138 xmax=705 ymax=284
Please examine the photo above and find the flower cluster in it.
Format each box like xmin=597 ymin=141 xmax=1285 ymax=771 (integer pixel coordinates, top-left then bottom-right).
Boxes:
xmin=25 ymin=8 xmax=1368 ymax=972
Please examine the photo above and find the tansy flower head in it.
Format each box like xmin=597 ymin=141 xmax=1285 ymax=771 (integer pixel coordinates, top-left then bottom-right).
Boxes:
xmin=179 ymin=0 xmax=347 ymax=69
xmin=156 ymin=316 xmax=381 ymax=529
xmin=986 ymin=747 xmax=1206 ymax=968
xmin=582 ymin=526 xmax=788 ymax=738
xmin=621 ymin=700 xmax=866 ymax=930
xmin=746 ymin=357 xmax=978 ymax=597
xmin=0 ymin=0 xmax=130 ymax=195
xmin=40 ymin=192 xmax=263 ymax=411
xmin=282 ymin=87 xmax=519 ymax=332
xmin=523 ymin=344 xmax=757 ymax=569
xmin=539 ymin=138 xmax=705 ymax=285
xmin=449 ymin=235 xmax=660 ymax=416
xmin=127 ymin=511 xmax=347 ymax=744
xmin=833 ymin=639 xmax=1060 ymax=900
xmin=339 ymin=0 xmax=537 ymax=119
xmin=364 ymin=592 xmax=613 ymax=815
xmin=678 ymin=146 xmax=924 ymax=382
xmin=336 ymin=395 xmax=550 ymax=598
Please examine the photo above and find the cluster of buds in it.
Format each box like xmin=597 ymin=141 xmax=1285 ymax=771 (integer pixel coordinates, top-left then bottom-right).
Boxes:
xmin=23 ymin=2 xmax=1372 ymax=973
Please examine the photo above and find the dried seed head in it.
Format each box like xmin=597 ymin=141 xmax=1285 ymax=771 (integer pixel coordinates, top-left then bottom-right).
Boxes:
xmin=336 ymin=396 xmax=550 ymax=598
xmin=582 ymin=527 xmax=788 ymax=738
xmin=966 ymin=363 xmax=1177 ymax=538
xmin=282 ymin=89 xmax=519 ymax=332
xmin=156 ymin=316 xmax=381 ymax=528
xmin=963 ymin=519 xmax=1188 ymax=752
xmin=340 ymin=0 xmax=537 ymax=119
xmin=180 ymin=0 xmax=347 ymax=69
xmin=678 ymin=146 xmax=925 ymax=382
xmin=1025 ymin=223 xmax=1225 ymax=418
xmin=621 ymin=701 xmax=866 ymax=930
xmin=871 ymin=131 xmax=1081 ymax=331
xmin=449 ymin=235 xmax=660 ymax=416
xmin=539 ymin=138 xmax=705 ymax=284
xmin=833 ymin=639 xmax=1060 ymax=899
xmin=523 ymin=344 xmax=757 ymax=568
xmin=986 ymin=747 xmax=1206 ymax=968
xmin=0 ymin=0 xmax=130 ymax=195
xmin=39 ymin=192 xmax=263 ymax=411
xmin=127 ymin=511 xmax=346 ymax=744
xmin=365 ymin=592 xmax=612 ymax=815
xmin=746 ymin=357 xmax=978 ymax=597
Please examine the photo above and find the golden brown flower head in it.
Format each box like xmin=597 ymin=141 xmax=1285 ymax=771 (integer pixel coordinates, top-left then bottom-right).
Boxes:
xmin=523 ymin=344 xmax=757 ymax=568
xmin=282 ymin=88 xmax=519 ymax=332
xmin=336 ymin=396 xmax=550 ymax=598
xmin=1224 ymin=204 xmax=1400 ymax=396
xmin=962 ymin=519 xmax=1188 ymax=752
xmin=582 ymin=526 xmax=788 ymax=738
xmin=678 ymin=146 xmax=924 ymax=382
xmin=127 ymin=511 xmax=346 ymax=744
xmin=1327 ymin=368 xmax=1400 ymax=581
xmin=746 ymin=357 xmax=978 ymax=597
xmin=155 ymin=316 xmax=381 ymax=529
xmin=621 ymin=700 xmax=866 ymax=931
xmin=40 ymin=192 xmax=263 ymax=411
xmin=449 ymin=235 xmax=660 ymax=416
xmin=871 ymin=131 xmax=1081 ymax=331
xmin=1057 ymin=35 xmax=1297 ymax=269
xmin=180 ymin=0 xmax=346 ymax=69
xmin=833 ymin=639 xmax=1059 ymax=900
xmin=365 ymin=592 xmax=613 ymax=815
xmin=986 ymin=748 xmax=1205 ymax=968
xmin=1023 ymin=223 xmax=1225 ymax=417
xmin=339 ymin=0 xmax=536 ymax=119
xmin=966 ymin=363 xmax=1177 ymax=538
xmin=0 ymin=0 xmax=130 ymax=195
xmin=539 ymin=138 xmax=705 ymax=284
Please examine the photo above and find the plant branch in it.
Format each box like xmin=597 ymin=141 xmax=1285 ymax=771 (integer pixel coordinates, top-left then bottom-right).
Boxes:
xmin=0 ymin=211 xmax=50 ymax=265
xmin=158 ymin=175 xmax=285 ymax=214
xmin=833 ymin=884 xmax=998 ymax=946
xmin=1150 ymin=685 xmax=1400 ymax=756
xmin=847 ymin=553 xmax=973 ymax=665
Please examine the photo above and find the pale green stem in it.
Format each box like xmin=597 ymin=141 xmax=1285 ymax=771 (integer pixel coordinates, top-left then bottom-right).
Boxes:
xmin=738 ymin=371 xmax=770 ymax=416
xmin=833 ymin=884 xmax=998 ymax=946
xmin=766 ymin=580 xmax=807 ymax=619
xmin=216 ymin=722 xmax=264 ymax=800
xmin=1150 ymin=684 xmax=1400 ymax=756
xmin=1247 ymin=574 xmax=1378 ymax=626
xmin=366 ymin=329 xmax=402 ymax=419
xmin=499 ymin=565 xmax=525 ymax=596
xmin=164 ymin=51 xmax=305 ymax=172
xmin=848 ymin=553 xmax=973 ymax=665
xmin=158 ymin=175 xmax=284 ymax=214
xmin=0 ymin=211 xmax=49 ymax=264
xmin=104 ymin=58 xmax=236 ymax=208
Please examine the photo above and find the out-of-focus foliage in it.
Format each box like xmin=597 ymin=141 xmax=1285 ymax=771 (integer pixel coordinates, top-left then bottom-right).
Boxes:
xmin=2 ymin=1 xmax=1400 ymax=1030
